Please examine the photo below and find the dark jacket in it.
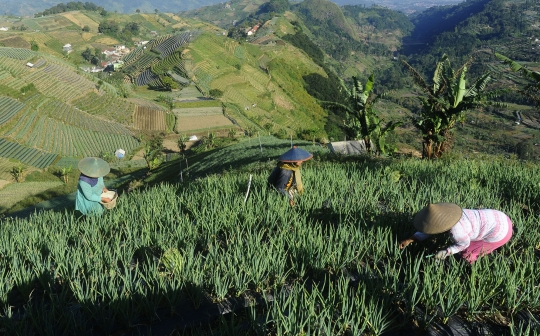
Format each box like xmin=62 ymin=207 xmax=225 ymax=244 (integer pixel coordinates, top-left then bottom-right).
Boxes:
xmin=267 ymin=166 xmax=294 ymax=199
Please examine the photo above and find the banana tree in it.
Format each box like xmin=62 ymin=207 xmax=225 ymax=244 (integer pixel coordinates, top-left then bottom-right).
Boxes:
xmin=496 ymin=52 xmax=540 ymax=105
xmin=402 ymin=54 xmax=502 ymax=159
xmin=322 ymin=75 xmax=401 ymax=155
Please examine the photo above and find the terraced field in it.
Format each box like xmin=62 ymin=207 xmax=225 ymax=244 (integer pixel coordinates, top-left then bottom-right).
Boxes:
xmin=60 ymin=12 xmax=99 ymax=30
xmin=0 ymin=138 xmax=57 ymax=169
xmin=73 ymin=92 xmax=135 ymax=125
xmin=0 ymin=97 xmax=25 ymax=125
xmin=5 ymin=108 xmax=139 ymax=158
xmin=0 ymin=157 xmax=37 ymax=181
xmin=0 ymin=181 xmax=63 ymax=212
xmin=133 ymin=106 xmax=168 ymax=131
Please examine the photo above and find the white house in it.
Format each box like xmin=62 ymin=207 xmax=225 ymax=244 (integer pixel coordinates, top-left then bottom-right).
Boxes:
xmin=26 ymin=62 xmax=34 ymax=68
xmin=62 ymin=44 xmax=72 ymax=53
xmin=0 ymin=27 xmax=8 ymax=31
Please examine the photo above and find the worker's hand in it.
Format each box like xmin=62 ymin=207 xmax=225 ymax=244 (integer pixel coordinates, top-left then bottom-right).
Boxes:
xmin=434 ymin=250 xmax=450 ymax=260
xmin=289 ymin=199 xmax=295 ymax=207
xmin=399 ymin=238 xmax=414 ymax=249
xmin=101 ymin=197 xmax=111 ymax=203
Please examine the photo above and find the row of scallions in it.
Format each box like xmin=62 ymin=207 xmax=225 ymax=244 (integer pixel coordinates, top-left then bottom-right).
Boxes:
xmin=0 ymin=157 xmax=539 ymax=334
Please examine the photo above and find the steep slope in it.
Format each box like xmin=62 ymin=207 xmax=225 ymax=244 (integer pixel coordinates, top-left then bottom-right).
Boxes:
xmin=120 ymin=30 xmax=329 ymax=138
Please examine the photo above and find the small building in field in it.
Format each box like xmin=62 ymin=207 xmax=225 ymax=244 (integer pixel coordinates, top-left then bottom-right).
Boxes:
xmin=113 ymin=60 xmax=124 ymax=70
xmin=26 ymin=62 xmax=34 ymax=67
xmin=328 ymin=140 xmax=376 ymax=155
xmin=62 ymin=43 xmax=72 ymax=53
xmin=0 ymin=27 xmax=8 ymax=31
xmin=246 ymin=23 xmax=261 ymax=36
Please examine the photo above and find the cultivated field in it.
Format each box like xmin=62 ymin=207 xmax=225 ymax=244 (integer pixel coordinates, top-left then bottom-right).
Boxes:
xmin=60 ymin=12 xmax=99 ymax=31
xmin=133 ymin=106 xmax=168 ymax=131
xmin=0 ymin=138 xmax=538 ymax=334
xmin=175 ymin=115 xmax=233 ymax=132
xmin=0 ymin=181 xmax=62 ymax=212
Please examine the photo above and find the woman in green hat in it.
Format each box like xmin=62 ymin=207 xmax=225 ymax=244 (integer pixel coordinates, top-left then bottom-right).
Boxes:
xmin=400 ymin=203 xmax=513 ymax=263
xmin=267 ymin=146 xmax=313 ymax=207
xmin=76 ymin=157 xmax=112 ymax=216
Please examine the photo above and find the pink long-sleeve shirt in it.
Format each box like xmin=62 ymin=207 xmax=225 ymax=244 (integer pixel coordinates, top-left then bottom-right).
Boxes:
xmin=413 ymin=209 xmax=511 ymax=255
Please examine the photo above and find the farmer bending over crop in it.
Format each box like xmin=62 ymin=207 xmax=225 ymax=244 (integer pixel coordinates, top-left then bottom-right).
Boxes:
xmin=400 ymin=203 xmax=513 ymax=264
xmin=76 ymin=157 xmax=112 ymax=216
xmin=267 ymin=146 xmax=312 ymax=207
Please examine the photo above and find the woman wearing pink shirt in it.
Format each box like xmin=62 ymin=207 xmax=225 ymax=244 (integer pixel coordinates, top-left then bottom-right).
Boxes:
xmin=400 ymin=203 xmax=513 ymax=263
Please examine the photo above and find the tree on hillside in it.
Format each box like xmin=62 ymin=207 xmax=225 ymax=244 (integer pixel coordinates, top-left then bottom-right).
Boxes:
xmin=161 ymin=76 xmax=178 ymax=91
xmin=401 ymin=54 xmax=503 ymax=159
xmin=496 ymin=53 xmax=540 ymax=106
xmin=82 ymin=25 xmax=90 ymax=32
xmin=136 ymin=9 xmax=140 ymax=13
xmin=30 ymin=40 xmax=38 ymax=51
xmin=142 ymin=135 xmax=164 ymax=171
xmin=322 ymin=75 xmax=401 ymax=156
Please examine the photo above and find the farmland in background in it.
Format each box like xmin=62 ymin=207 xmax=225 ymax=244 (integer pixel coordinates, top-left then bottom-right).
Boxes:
xmin=0 ymin=181 xmax=63 ymax=211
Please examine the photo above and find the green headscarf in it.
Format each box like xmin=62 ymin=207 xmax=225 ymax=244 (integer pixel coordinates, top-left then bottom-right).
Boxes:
xmin=278 ymin=162 xmax=304 ymax=194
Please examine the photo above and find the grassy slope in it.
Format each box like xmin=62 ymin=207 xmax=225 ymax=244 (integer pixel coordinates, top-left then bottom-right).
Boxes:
xmin=126 ymin=29 xmax=329 ymax=137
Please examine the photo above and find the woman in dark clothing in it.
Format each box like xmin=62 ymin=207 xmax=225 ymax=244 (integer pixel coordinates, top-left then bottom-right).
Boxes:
xmin=268 ymin=146 xmax=312 ymax=206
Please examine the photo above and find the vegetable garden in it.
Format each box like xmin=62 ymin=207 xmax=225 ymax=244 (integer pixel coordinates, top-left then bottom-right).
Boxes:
xmin=0 ymin=138 xmax=56 ymax=169
xmin=5 ymin=107 xmax=139 ymax=158
xmin=0 ymin=97 xmax=25 ymax=125
xmin=0 ymin=138 xmax=538 ymax=334
xmin=73 ymin=92 xmax=135 ymax=125
xmin=133 ymin=105 xmax=168 ymax=131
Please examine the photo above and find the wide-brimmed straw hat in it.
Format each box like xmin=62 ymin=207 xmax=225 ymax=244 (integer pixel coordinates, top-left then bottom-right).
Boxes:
xmin=413 ymin=203 xmax=462 ymax=234
xmin=279 ymin=146 xmax=313 ymax=162
xmin=78 ymin=157 xmax=110 ymax=178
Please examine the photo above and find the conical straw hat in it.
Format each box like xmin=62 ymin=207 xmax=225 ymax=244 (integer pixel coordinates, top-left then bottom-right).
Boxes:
xmin=413 ymin=203 xmax=462 ymax=234
xmin=279 ymin=146 xmax=313 ymax=162
xmin=78 ymin=157 xmax=110 ymax=178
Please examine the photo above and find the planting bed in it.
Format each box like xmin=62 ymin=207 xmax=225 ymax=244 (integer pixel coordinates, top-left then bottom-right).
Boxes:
xmin=175 ymin=115 xmax=233 ymax=132
xmin=0 ymin=181 xmax=63 ymax=213
xmin=0 ymin=141 xmax=539 ymax=334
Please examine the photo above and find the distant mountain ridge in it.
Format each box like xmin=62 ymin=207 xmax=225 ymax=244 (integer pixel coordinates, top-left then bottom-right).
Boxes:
xmin=3 ymin=0 xmax=466 ymax=17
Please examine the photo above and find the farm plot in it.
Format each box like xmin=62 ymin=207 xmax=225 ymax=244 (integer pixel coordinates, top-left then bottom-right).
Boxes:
xmin=133 ymin=106 xmax=167 ymax=131
xmin=8 ymin=110 xmax=139 ymax=157
xmin=20 ymin=64 xmax=95 ymax=102
xmin=174 ymin=115 xmax=234 ymax=132
xmin=127 ymin=98 xmax=165 ymax=110
xmin=153 ymin=32 xmax=193 ymax=58
xmin=33 ymin=16 xmax=74 ymax=31
xmin=0 ymin=55 xmax=32 ymax=78
xmin=41 ymin=63 xmax=95 ymax=90
xmin=73 ymin=92 xmax=135 ymax=125
xmin=0 ymin=47 xmax=35 ymax=60
xmin=61 ymin=12 xmax=99 ymax=31
xmin=39 ymin=100 xmax=134 ymax=136
xmin=1 ymin=151 xmax=540 ymax=334
xmin=0 ymin=96 xmax=25 ymax=125
xmin=174 ymin=84 xmax=205 ymax=101
xmin=173 ymin=106 xmax=222 ymax=117
xmin=174 ymin=106 xmax=232 ymax=132
xmin=0 ymin=181 xmax=62 ymax=212
xmin=23 ymin=32 xmax=53 ymax=46
xmin=0 ymin=157 xmax=37 ymax=181
xmin=0 ymin=138 xmax=57 ymax=168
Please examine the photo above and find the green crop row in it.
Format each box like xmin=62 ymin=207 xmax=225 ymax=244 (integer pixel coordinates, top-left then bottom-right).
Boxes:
xmin=0 ymin=152 xmax=539 ymax=334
